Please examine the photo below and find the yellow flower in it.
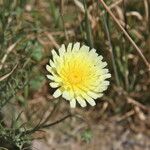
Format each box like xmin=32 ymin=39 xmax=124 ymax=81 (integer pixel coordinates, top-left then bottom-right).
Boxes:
xmin=46 ymin=43 xmax=111 ymax=108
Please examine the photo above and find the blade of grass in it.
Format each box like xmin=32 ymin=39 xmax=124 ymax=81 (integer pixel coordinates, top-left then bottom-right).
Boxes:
xmin=103 ymin=14 xmax=120 ymax=86
xmin=83 ymin=0 xmax=93 ymax=47
xmin=60 ymin=0 xmax=69 ymax=41
xmin=122 ymin=0 xmax=129 ymax=90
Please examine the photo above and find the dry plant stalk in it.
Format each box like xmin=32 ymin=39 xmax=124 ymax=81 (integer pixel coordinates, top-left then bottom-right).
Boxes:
xmin=0 ymin=64 xmax=18 ymax=82
xmin=0 ymin=41 xmax=18 ymax=70
xmin=99 ymin=0 xmax=150 ymax=71
xmin=45 ymin=32 xmax=60 ymax=49
xmin=127 ymin=97 xmax=148 ymax=111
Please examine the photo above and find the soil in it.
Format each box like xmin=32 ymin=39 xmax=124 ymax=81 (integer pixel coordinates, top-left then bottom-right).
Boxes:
xmin=32 ymin=120 xmax=150 ymax=150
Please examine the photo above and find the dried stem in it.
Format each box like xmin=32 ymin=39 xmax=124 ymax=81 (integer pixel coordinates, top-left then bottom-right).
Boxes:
xmin=0 ymin=64 xmax=18 ymax=82
xmin=40 ymin=98 xmax=61 ymax=126
xmin=24 ymin=114 xmax=71 ymax=135
xmin=45 ymin=32 xmax=60 ymax=49
xmin=99 ymin=0 xmax=150 ymax=70
xmin=0 ymin=41 xmax=19 ymax=70
xmin=41 ymin=114 xmax=71 ymax=129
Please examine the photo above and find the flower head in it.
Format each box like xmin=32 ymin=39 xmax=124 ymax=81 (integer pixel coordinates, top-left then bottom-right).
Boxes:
xmin=46 ymin=43 xmax=111 ymax=108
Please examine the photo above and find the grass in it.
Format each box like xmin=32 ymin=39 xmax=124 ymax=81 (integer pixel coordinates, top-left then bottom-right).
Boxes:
xmin=0 ymin=0 xmax=150 ymax=149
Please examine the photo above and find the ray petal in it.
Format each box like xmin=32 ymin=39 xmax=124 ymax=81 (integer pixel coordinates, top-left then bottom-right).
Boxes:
xmin=67 ymin=43 xmax=73 ymax=52
xmin=46 ymin=75 xmax=54 ymax=80
xmin=86 ymin=97 xmax=96 ymax=106
xmin=62 ymin=91 xmax=72 ymax=100
xmin=80 ymin=45 xmax=90 ymax=53
xmin=53 ymin=89 xmax=62 ymax=98
xmin=72 ymin=42 xmax=80 ymax=51
xmin=46 ymin=65 xmax=52 ymax=72
xmin=59 ymin=44 xmax=66 ymax=55
xmin=76 ymin=96 xmax=87 ymax=107
xmin=49 ymin=60 xmax=55 ymax=68
xmin=70 ymin=99 xmax=76 ymax=108
xmin=50 ymin=82 xmax=60 ymax=88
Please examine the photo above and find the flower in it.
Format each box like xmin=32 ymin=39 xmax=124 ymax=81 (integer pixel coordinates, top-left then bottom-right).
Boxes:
xmin=46 ymin=42 xmax=111 ymax=108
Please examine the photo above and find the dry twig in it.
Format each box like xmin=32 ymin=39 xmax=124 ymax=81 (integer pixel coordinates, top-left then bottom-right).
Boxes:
xmin=0 ymin=41 xmax=18 ymax=70
xmin=0 ymin=64 xmax=18 ymax=82
xmin=127 ymin=97 xmax=149 ymax=111
xmin=45 ymin=32 xmax=60 ymax=49
xmin=111 ymin=110 xmax=135 ymax=122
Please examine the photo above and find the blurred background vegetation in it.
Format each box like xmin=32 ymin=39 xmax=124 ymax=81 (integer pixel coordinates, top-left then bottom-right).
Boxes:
xmin=0 ymin=0 xmax=150 ymax=149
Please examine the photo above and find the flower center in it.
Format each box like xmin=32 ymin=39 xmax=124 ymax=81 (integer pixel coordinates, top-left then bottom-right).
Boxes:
xmin=68 ymin=70 xmax=82 ymax=85
xmin=59 ymin=54 xmax=93 ymax=90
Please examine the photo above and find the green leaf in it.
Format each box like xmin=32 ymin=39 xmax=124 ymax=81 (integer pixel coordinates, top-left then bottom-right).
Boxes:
xmin=29 ymin=75 xmax=45 ymax=91
xmin=31 ymin=42 xmax=43 ymax=61
xmin=81 ymin=129 xmax=92 ymax=143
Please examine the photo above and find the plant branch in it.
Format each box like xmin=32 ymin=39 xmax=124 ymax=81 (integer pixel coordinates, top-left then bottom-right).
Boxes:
xmin=41 ymin=114 xmax=71 ymax=129
xmin=0 ymin=64 xmax=18 ymax=82
xmin=40 ymin=98 xmax=61 ymax=126
xmin=23 ymin=114 xmax=71 ymax=135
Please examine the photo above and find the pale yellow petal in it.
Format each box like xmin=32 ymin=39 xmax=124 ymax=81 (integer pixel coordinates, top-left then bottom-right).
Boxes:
xmin=49 ymin=60 xmax=55 ymax=68
xmin=87 ymin=91 xmax=102 ymax=99
xmin=80 ymin=45 xmax=89 ymax=53
xmin=62 ymin=91 xmax=72 ymax=100
xmin=72 ymin=42 xmax=80 ymax=51
xmin=50 ymin=82 xmax=60 ymax=88
xmin=81 ymin=92 xmax=96 ymax=106
xmin=76 ymin=96 xmax=87 ymax=107
xmin=51 ymin=49 xmax=59 ymax=62
xmin=99 ymin=74 xmax=111 ymax=80
xmin=46 ymin=75 xmax=54 ymax=80
xmin=59 ymin=44 xmax=66 ymax=55
xmin=101 ymin=81 xmax=110 ymax=86
xmin=86 ymin=98 xmax=96 ymax=106
xmin=99 ymin=62 xmax=107 ymax=68
xmin=46 ymin=65 xmax=52 ymax=72
xmin=97 ymin=55 xmax=103 ymax=61
xmin=98 ymin=86 xmax=108 ymax=92
xmin=70 ymin=99 xmax=76 ymax=108
xmin=67 ymin=43 xmax=73 ymax=52
xmin=53 ymin=89 xmax=62 ymax=98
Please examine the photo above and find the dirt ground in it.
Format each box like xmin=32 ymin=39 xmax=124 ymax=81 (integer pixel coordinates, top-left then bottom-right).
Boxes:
xmin=32 ymin=120 xmax=150 ymax=150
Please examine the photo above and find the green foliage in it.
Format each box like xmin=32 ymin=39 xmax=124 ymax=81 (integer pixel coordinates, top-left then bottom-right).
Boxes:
xmin=81 ymin=129 xmax=93 ymax=143
xmin=29 ymin=74 xmax=45 ymax=91
xmin=31 ymin=43 xmax=43 ymax=61
xmin=49 ymin=0 xmax=61 ymax=28
xmin=0 ymin=0 xmax=46 ymax=148
xmin=83 ymin=0 xmax=93 ymax=47
xmin=25 ymin=41 xmax=44 ymax=62
xmin=0 ymin=111 xmax=31 ymax=150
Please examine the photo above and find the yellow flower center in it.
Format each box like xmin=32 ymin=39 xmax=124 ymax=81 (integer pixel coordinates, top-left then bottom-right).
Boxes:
xmin=58 ymin=55 xmax=92 ymax=90
xmin=68 ymin=69 xmax=83 ymax=85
